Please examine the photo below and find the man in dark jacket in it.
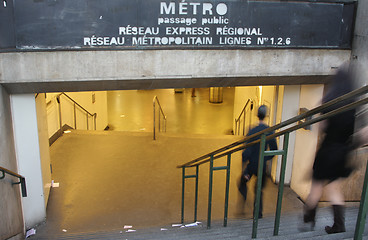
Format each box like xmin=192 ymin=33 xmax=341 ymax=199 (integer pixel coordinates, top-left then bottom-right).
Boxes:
xmin=238 ymin=105 xmax=278 ymax=218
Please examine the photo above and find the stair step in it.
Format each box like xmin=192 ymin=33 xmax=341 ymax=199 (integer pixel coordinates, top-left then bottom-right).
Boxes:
xmin=32 ymin=207 xmax=368 ymax=240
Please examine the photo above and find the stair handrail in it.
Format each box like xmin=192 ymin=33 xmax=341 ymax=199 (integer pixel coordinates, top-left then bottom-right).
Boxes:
xmin=0 ymin=166 xmax=27 ymax=197
xmin=178 ymin=85 xmax=368 ymax=168
xmin=153 ymin=96 xmax=167 ymax=140
xmin=234 ymin=99 xmax=254 ymax=136
xmin=177 ymin=85 xmax=368 ymax=239
xmin=56 ymin=92 xmax=97 ymax=130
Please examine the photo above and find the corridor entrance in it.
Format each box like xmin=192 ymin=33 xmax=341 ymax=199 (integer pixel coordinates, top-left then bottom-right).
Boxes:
xmin=38 ymin=85 xmax=306 ymax=235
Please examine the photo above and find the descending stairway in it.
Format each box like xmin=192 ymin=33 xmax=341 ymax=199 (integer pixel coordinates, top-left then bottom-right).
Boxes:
xmin=32 ymin=206 xmax=367 ymax=239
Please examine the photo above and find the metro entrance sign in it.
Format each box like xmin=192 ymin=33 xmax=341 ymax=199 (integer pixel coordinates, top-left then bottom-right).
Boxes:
xmin=2 ymin=0 xmax=355 ymax=50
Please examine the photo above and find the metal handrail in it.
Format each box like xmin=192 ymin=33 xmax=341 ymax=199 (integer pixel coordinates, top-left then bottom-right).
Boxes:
xmin=234 ymin=99 xmax=254 ymax=136
xmin=0 ymin=166 xmax=27 ymax=197
xmin=57 ymin=92 xmax=97 ymax=130
xmin=178 ymin=85 xmax=368 ymax=239
xmin=184 ymin=95 xmax=368 ymax=168
xmin=178 ymin=85 xmax=368 ymax=168
xmin=153 ymin=96 xmax=167 ymax=140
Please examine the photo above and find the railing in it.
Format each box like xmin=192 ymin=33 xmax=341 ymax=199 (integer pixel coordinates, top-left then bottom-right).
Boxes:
xmin=234 ymin=99 xmax=254 ymax=136
xmin=153 ymin=96 xmax=167 ymax=140
xmin=178 ymin=85 xmax=368 ymax=239
xmin=56 ymin=92 xmax=97 ymax=131
xmin=0 ymin=166 xmax=27 ymax=197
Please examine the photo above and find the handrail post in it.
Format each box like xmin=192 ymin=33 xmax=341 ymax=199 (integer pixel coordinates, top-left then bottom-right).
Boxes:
xmin=94 ymin=114 xmax=97 ymax=130
xmin=153 ymin=96 xmax=167 ymax=140
xmin=1 ymin=166 xmax=27 ymax=197
xmin=86 ymin=113 xmax=89 ymax=130
xmin=252 ymin=134 xmax=266 ymax=239
xmin=234 ymin=119 xmax=238 ymax=135
xmin=207 ymin=155 xmax=214 ymax=229
xmin=20 ymin=177 xmax=27 ymax=197
xmin=57 ymin=95 xmax=62 ymax=130
xmin=243 ymin=111 xmax=246 ymax=136
xmin=159 ymin=111 xmax=161 ymax=132
xmin=273 ymin=132 xmax=290 ymax=235
xmin=224 ymin=154 xmax=231 ymax=227
xmin=354 ymin=160 xmax=368 ymax=240
xmin=74 ymin=103 xmax=77 ymax=129
xmin=153 ymin=99 xmax=156 ymax=140
xmin=181 ymin=167 xmax=185 ymax=224
xmin=194 ymin=165 xmax=199 ymax=222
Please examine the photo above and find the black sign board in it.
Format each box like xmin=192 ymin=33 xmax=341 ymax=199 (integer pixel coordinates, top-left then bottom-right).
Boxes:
xmin=1 ymin=0 xmax=355 ymax=50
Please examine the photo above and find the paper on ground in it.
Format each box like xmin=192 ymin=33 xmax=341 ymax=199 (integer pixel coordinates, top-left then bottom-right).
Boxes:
xmin=184 ymin=221 xmax=202 ymax=227
xmin=51 ymin=180 xmax=60 ymax=188
xmin=185 ymin=222 xmax=198 ymax=227
xmin=172 ymin=223 xmax=182 ymax=227
xmin=161 ymin=228 xmax=168 ymax=231
xmin=124 ymin=225 xmax=133 ymax=229
xmin=126 ymin=229 xmax=136 ymax=232
xmin=26 ymin=228 xmax=36 ymax=238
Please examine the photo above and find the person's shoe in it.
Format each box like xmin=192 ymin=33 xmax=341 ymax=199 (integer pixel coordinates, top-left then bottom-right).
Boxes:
xmin=325 ymin=205 xmax=346 ymax=234
xmin=298 ymin=205 xmax=316 ymax=232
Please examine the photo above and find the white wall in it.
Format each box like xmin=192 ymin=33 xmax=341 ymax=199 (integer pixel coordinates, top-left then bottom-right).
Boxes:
xmin=273 ymin=85 xmax=300 ymax=184
xmin=233 ymin=86 xmax=258 ymax=135
xmin=46 ymin=91 xmax=108 ymax=138
xmin=67 ymin=91 xmax=108 ymax=131
xmin=290 ymin=85 xmax=324 ymax=200
xmin=260 ymin=86 xmax=276 ymax=126
xmin=11 ymin=94 xmax=46 ymax=229
xmin=35 ymin=94 xmax=52 ymax=207
xmin=271 ymin=86 xmax=284 ymax=182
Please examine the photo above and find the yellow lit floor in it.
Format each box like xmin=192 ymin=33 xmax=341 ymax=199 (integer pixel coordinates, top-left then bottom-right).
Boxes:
xmin=107 ymin=88 xmax=235 ymax=135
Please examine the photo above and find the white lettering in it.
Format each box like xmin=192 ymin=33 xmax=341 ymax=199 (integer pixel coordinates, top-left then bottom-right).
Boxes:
xmin=202 ymin=16 xmax=229 ymax=25
xmin=216 ymin=3 xmax=227 ymax=15
xmin=160 ymin=2 xmax=175 ymax=14
xmin=84 ymin=38 xmax=90 ymax=45
xmin=83 ymin=36 xmax=125 ymax=46
xmin=131 ymin=36 xmax=212 ymax=45
xmin=159 ymin=2 xmax=227 ymax=16
xmin=157 ymin=17 xmax=197 ymax=26
xmin=189 ymin=3 xmax=200 ymax=14
xmin=219 ymin=37 xmax=251 ymax=45
xmin=119 ymin=26 xmax=159 ymax=35
xmin=166 ymin=27 xmax=210 ymax=35
xmin=216 ymin=27 xmax=262 ymax=36
xmin=179 ymin=2 xmax=188 ymax=14
xmin=203 ymin=3 xmax=213 ymax=15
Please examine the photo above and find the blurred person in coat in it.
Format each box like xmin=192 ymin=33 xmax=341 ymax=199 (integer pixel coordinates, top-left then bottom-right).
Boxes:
xmin=301 ymin=67 xmax=356 ymax=234
xmin=238 ymin=105 xmax=278 ymax=218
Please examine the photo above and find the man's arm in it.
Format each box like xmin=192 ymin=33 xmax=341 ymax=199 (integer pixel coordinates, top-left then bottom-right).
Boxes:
xmin=265 ymin=133 xmax=278 ymax=161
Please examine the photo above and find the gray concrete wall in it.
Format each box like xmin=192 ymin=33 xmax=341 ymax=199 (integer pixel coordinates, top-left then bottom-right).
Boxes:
xmin=335 ymin=0 xmax=368 ymax=202
xmin=0 ymin=86 xmax=24 ymax=240
xmin=351 ymin=0 xmax=368 ymax=128
xmin=0 ymin=49 xmax=350 ymax=93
